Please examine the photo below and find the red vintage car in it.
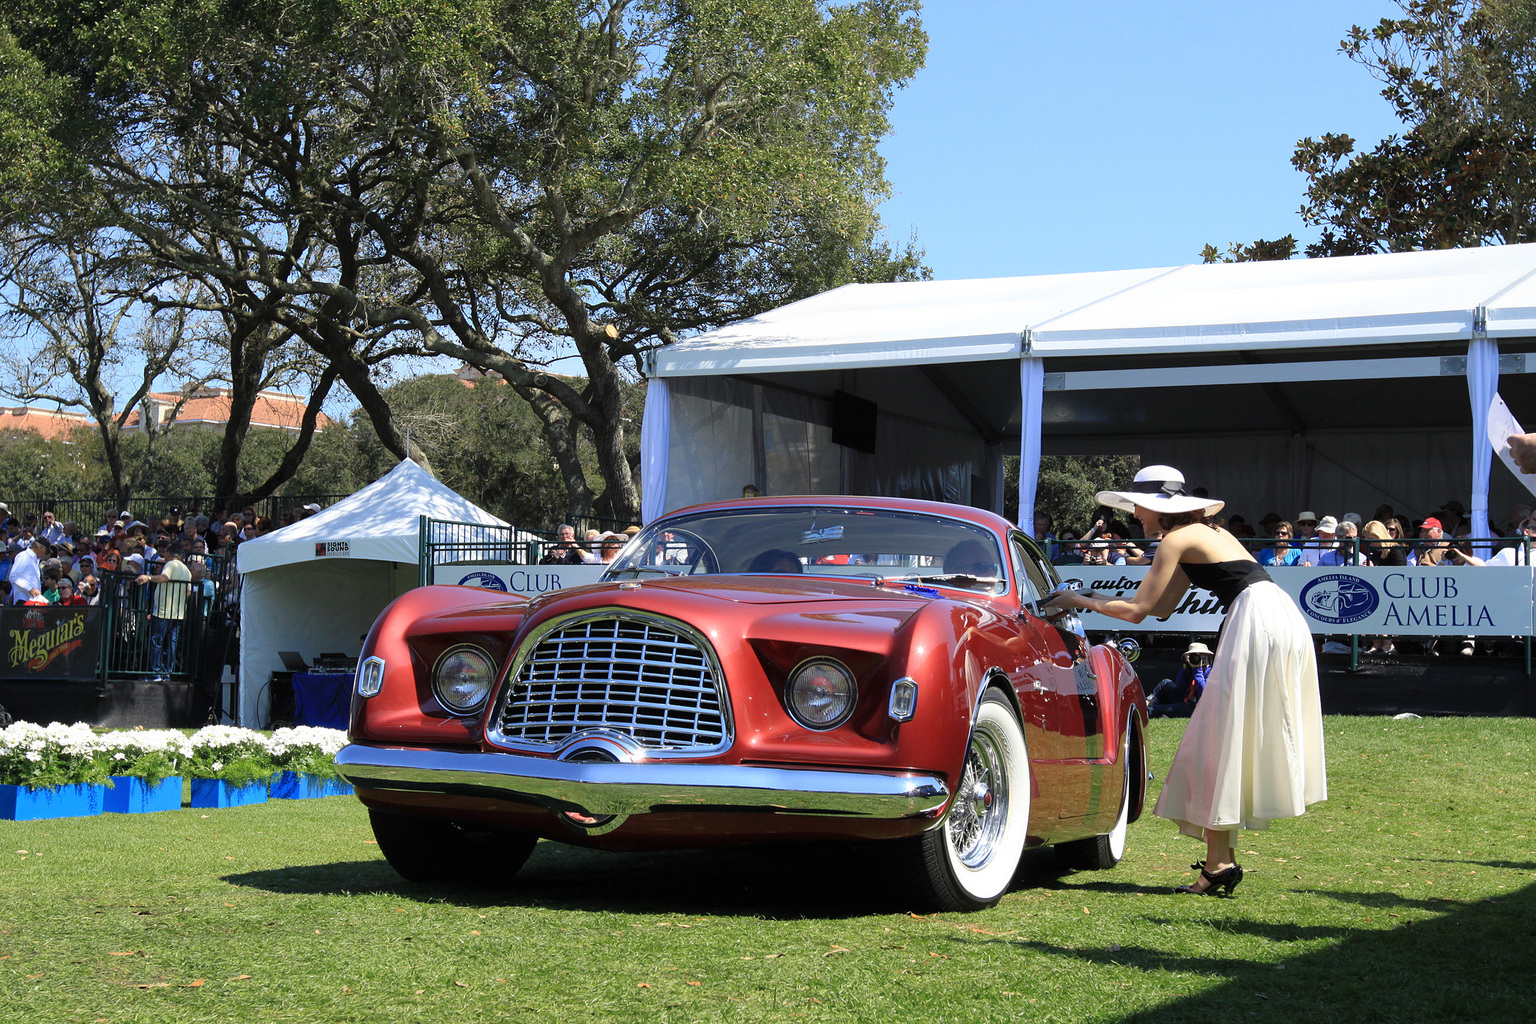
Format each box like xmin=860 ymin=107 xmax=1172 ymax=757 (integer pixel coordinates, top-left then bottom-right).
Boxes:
xmin=336 ymin=496 xmax=1149 ymax=911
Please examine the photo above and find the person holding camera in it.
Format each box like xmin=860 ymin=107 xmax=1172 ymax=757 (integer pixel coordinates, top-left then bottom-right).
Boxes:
xmin=1147 ymin=641 xmax=1213 ymax=718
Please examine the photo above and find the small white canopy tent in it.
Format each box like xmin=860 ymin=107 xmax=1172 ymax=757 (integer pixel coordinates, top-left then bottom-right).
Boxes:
xmin=643 ymin=244 xmax=1536 ymax=542
xmin=235 ymin=459 xmax=508 ymax=726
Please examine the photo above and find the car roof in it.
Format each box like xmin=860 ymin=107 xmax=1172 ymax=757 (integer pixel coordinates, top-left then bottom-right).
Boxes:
xmin=660 ymin=495 xmax=1016 ymax=536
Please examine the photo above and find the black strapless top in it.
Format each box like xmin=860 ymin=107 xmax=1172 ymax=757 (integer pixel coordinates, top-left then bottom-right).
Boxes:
xmin=1181 ymin=559 xmax=1272 ymax=612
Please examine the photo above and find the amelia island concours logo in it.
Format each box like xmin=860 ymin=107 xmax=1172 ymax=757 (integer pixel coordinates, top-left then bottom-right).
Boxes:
xmin=456 ymin=571 xmax=508 ymax=591
xmin=1299 ymin=573 xmax=1380 ymax=625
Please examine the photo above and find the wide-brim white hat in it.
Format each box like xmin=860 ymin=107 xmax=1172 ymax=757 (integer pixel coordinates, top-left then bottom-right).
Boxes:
xmin=1095 ymin=465 xmax=1224 ymax=517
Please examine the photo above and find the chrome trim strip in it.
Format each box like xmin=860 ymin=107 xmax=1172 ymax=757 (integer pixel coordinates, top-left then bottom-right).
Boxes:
xmin=336 ymin=743 xmax=949 ymax=819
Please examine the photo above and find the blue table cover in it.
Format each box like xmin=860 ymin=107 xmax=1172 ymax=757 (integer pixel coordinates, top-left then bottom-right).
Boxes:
xmin=292 ymin=671 xmax=352 ymax=730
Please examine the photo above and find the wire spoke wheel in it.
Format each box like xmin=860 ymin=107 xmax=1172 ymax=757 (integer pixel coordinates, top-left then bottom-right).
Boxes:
xmin=948 ymin=721 xmax=1010 ymax=870
xmin=905 ymin=690 xmax=1030 ymax=911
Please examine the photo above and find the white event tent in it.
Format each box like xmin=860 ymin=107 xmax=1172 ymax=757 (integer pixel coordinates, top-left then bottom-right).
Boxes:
xmin=641 ymin=243 xmax=1536 ymax=541
xmin=235 ymin=459 xmax=508 ymax=726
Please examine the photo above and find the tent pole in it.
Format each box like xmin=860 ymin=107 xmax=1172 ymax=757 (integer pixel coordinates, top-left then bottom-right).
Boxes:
xmin=418 ymin=514 xmax=429 ymax=588
xmin=1018 ymin=345 xmax=1045 ymax=534
xmin=1467 ymin=313 xmax=1497 ymax=556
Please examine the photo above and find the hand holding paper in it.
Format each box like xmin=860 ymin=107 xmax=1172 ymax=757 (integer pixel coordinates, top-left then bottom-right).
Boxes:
xmin=1488 ymin=394 xmax=1536 ymax=496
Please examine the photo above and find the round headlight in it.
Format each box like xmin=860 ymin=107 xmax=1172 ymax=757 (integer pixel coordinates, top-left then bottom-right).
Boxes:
xmin=786 ymin=658 xmax=857 ymax=730
xmin=432 ymin=646 xmax=496 ymax=715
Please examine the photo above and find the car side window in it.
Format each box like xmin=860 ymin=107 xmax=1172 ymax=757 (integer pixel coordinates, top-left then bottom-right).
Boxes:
xmin=1010 ymin=533 xmax=1055 ymax=610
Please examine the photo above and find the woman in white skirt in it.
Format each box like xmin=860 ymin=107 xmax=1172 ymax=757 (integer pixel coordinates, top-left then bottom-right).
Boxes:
xmin=1045 ymin=466 xmax=1327 ymax=896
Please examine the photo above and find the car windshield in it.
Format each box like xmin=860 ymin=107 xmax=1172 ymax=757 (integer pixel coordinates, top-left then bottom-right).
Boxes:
xmin=605 ymin=506 xmax=1007 ymax=594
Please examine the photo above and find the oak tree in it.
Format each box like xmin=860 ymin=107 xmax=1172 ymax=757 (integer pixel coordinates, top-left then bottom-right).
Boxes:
xmin=1294 ymin=0 xmax=1536 ymax=257
xmin=3 ymin=0 xmax=926 ymax=521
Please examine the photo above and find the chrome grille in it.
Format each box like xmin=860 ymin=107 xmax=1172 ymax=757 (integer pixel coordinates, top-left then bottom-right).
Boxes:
xmin=498 ymin=614 xmax=728 ymax=752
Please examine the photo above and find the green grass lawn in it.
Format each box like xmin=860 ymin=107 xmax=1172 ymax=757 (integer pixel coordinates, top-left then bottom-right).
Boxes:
xmin=3 ymin=716 xmax=1534 ymax=1024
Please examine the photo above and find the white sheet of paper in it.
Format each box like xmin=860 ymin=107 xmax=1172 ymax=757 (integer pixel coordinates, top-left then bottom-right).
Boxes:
xmin=1488 ymin=393 xmax=1536 ymax=498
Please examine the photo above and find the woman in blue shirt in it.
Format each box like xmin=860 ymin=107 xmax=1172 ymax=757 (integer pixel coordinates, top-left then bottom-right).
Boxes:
xmin=1257 ymin=521 xmax=1303 ymax=567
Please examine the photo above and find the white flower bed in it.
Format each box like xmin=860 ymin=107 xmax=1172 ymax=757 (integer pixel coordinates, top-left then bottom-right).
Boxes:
xmin=0 ymin=721 xmax=109 ymax=787
xmin=0 ymin=721 xmax=349 ymax=789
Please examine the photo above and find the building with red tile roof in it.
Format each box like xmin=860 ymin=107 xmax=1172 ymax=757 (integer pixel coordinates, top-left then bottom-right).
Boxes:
xmin=0 ymin=389 xmax=333 ymax=440
xmin=123 ymin=389 xmax=335 ymax=433
xmin=0 ymin=406 xmax=95 ymax=441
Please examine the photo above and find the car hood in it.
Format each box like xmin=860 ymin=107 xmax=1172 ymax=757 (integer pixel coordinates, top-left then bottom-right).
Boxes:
xmin=513 ymin=574 xmax=969 ymax=659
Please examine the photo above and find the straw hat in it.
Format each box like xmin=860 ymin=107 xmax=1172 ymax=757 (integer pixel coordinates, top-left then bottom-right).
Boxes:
xmin=1095 ymin=466 xmax=1223 ymax=517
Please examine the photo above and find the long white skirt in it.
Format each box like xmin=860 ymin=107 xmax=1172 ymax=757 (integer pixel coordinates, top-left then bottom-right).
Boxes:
xmin=1153 ymin=580 xmax=1327 ymax=840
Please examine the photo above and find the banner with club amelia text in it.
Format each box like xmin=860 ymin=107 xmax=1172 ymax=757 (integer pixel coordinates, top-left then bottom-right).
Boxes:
xmin=431 ymin=563 xmax=608 ymax=599
xmin=1057 ymin=564 xmax=1536 ymax=637
xmin=2 ymin=605 xmax=101 ymax=681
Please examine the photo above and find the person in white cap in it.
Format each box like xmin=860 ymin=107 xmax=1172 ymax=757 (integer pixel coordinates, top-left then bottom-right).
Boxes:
xmin=1147 ymin=640 xmax=1214 ymax=718
xmin=1045 ymin=465 xmax=1326 ymax=897
xmin=1302 ymin=515 xmax=1344 ymax=567
xmin=1293 ymin=510 xmax=1319 ymax=548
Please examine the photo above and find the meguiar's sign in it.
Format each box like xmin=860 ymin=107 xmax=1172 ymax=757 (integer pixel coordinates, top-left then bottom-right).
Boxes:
xmin=2 ymin=606 xmax=101 ymax=681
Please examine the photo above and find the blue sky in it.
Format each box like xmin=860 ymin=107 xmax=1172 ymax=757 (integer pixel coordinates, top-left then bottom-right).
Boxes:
xmin=877 ymin=1 xmax=1408 ymax=280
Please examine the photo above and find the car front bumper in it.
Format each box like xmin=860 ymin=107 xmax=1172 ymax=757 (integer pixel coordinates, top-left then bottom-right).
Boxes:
xmin=336 ymin=743 xmax=951 ymax=820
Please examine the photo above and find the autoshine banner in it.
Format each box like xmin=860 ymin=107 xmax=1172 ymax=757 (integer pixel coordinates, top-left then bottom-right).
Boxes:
xmin=1056 ymin=564 xmax=1536 ymax=637
xmin=1 ymin=605 xmax=102 ymax=681
xmin=430 ymin=563 xmax=608 ymax=599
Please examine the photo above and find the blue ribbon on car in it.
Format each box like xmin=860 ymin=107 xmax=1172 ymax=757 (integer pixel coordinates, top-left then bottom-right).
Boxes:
xmin=898 ymin=583 xmax=942 ymax=598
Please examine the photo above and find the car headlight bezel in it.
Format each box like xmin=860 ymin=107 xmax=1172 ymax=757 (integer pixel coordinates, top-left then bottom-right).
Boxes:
xmin=784 ymin=656 xmax=858 ymax=730
xmin=431 ymin=645 xmax=497 ymax=716
xmin=355 ymin=656 xmax=386 ymax=698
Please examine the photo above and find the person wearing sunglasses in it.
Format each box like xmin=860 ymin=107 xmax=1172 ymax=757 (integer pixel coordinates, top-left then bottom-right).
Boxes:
xmin=1360 ymin=520 xmax=1403 ymax=656
xmin=1257 ymin=521 xmax=1302 ymax=567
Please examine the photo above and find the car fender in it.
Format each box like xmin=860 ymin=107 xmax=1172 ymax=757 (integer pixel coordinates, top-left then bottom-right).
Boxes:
xmin=350 ymin=584 xmax=529 ymax=745
xmin=1089 ymin=640 xmax=1149 ymax=824
xmin=892 ymin=599 xmax=1025 ymax=803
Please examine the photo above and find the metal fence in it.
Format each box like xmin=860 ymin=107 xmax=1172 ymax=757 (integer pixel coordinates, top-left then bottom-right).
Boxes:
xmin=3 ymin=494 xmax=350 ymax=532
xmin=1052 ymin=535 xmax=1528 ymax=567
xmin=417 ymin=518 xmax=546 ymax=586
xmin=91 ymin=565 xmax=240 ymax=712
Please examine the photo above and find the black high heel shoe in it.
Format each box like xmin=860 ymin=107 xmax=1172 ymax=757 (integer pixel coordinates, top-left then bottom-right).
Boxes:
xmin=1175 ymin=864 xmax=1243 ymax=897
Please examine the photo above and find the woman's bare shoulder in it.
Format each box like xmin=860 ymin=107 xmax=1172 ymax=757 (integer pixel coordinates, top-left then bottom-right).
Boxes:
xmin=1167 ymin=524 xmax=1255 ymax=564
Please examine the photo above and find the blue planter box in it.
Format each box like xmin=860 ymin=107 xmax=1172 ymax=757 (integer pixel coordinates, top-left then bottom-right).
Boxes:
xmin=105 ymin=776 xmax=183 ymax=814
xmin=269 ymin=771 xmax=327 ymax=800
xmin=0 ymin=782 xmax=107 ymax=821
xmin=189 ymin=778 xmax=268 ymax=809
xmin=324 ymin=778 xmax=354 ymax=797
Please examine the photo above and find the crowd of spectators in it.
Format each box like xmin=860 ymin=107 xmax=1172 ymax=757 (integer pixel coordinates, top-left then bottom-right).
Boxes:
xmin=537 ymin=523 xmax=642 ymax=565
xmin=1036 ymin=496 xmax=1536 ymax=571
xmin=0 ymin=499 xmax=327 ymax=679
xmin=1038 ymin=494 xmax=1536 ymax=659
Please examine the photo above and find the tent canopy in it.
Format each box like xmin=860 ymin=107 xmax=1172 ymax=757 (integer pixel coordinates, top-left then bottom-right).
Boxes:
xmin=645 ymin=244 xmax=1536 ymax=533
xmin=656 ymin=244 xmax=1536 ymax=373
xmin=237 ymin=458 xmax=508 ymax=574
xmin=235 ymin=459 xmax=507 ymax=726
